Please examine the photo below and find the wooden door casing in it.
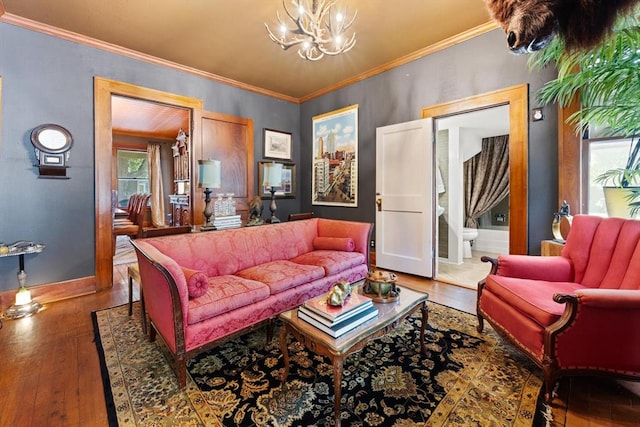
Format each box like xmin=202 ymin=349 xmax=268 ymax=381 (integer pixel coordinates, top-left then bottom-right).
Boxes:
xmin=421 ymin=84 xmax=529 ymax=255
xmin=95 ymin=78 xmax=203 ymax=291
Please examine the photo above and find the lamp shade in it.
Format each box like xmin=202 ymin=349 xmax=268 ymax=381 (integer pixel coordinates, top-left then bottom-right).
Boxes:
xmin=263 ymin=162 xmax=283 ymax=188
xmin=198 ymin=159 xmax=221 ymax=188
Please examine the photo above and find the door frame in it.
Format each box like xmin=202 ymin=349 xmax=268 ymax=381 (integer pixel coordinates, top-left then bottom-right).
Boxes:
xmin=94 ymin=78 xmax=203 ymax=290
xmin=421 ymin=84 xmax=528 ymax=255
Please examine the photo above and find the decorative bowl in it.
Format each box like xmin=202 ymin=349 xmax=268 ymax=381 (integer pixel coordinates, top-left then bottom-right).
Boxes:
xmin=363 ymin=270 xmax=400 ymax=303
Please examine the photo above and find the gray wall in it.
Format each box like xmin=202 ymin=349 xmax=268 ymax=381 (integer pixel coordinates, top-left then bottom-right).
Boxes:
xmin=300 ymin=29 xmax=559 ymax=255
xmin=0 ymin=23 xmax=557 ymax=293
xmin=0 ymin=22 xmax=300 ymax=292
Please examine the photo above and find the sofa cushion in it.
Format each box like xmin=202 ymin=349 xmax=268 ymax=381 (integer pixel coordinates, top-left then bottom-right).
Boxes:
xmin=236 ymin=260 xmax=325 ymax=294
xmin=313 ymin=236 xmax=355 ymax=252
xmin=485 ymin=275 xmax=585 ymax=327
xmin=183 ymin=267 xmax=208 ymax=299
xmin=291 ymin=250 xmax=366 ymax=276
xmin=187 ymin=275 xmax=270 ymax=325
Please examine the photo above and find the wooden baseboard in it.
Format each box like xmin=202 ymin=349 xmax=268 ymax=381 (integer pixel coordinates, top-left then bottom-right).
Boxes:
xmin=0 ymin=276 xmax=96 ymax=311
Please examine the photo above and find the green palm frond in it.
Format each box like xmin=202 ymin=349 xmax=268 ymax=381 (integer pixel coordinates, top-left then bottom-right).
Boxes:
xmin=530 ymin=25 xmax=640 ymax=138
xmin=528 ymin=7 xmax=640 ymax=191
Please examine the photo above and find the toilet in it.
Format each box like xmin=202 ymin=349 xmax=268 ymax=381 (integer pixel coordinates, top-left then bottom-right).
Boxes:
xmin=462 ymin=227 xmax=478 ymax=258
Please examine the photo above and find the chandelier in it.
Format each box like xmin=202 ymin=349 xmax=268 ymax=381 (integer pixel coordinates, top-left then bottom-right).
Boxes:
xmin=265 ymin=0 xmax=357 ymax=61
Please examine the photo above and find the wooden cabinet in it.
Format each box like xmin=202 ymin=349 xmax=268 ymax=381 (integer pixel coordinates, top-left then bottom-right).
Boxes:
xmin=169 ymin=194 xmax=190 ymax=226
xmin=193 ymin=111 xmax=254 ymax=226
xmin=170 ymin=130 xmax=191 ymax=223
xmin=541 ymin=240 xmax=564 ymax=256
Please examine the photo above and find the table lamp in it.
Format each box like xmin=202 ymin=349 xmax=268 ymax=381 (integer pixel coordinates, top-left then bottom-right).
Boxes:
xmin=198 ymin=159 xmax=221 ymax=231
xmin=263 ymin=162 xmax=283 ymax=224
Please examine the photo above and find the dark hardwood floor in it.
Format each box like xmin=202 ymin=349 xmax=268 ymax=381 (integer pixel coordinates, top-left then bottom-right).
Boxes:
xmin=0 ymin=264 xmax=638 ymax=426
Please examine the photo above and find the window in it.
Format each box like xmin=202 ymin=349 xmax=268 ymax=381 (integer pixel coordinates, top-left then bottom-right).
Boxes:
xmin=117 ymin=150 xmax=148 ymax=208
xmin=584 ymin=137 xmax=633 ymax=216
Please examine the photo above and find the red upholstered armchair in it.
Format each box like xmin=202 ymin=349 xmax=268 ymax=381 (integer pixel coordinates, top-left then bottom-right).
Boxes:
xmin=477 ymin=215 xmax=640 ymax=401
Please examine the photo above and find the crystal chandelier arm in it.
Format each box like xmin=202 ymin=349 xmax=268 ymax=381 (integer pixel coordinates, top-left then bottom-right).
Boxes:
xmin=328 ymin=7 xmax=357 ymax=35
xmin=265 ymin=0 xmax=358 ymax=60
xmin=265 ymin=2 xmax=316 ymax=49
xmin=282 ymin=2 xmax=310 ymax=36
xmin=317 ymin=32 xmax=356 ymax=55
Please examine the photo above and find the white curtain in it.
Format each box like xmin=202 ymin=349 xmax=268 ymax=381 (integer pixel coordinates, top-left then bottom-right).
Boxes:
xmin=147 ymin=143 xmax=165 ymax=227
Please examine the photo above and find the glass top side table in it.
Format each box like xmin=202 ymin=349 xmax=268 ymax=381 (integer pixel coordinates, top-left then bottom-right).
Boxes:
xmin=0 ymin=241 xmax=46 ymax=320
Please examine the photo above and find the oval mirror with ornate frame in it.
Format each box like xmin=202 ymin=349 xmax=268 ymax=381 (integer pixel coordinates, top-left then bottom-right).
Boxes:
xmin=30 ymin=124 xmax=74 ymax=178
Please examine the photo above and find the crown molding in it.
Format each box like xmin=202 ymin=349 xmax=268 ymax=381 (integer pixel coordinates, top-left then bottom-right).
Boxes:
xmin=1 ymin=12 xmax=498 ymax=105
xmin=0 ymin=12 xmax=299 ymax=104
xmin=299 ymin=21 xmax=499 ymax=103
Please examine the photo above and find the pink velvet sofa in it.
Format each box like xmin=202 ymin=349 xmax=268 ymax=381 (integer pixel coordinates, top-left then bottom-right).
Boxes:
xmin=477 ymin=215 xmax=640 ymax=401
xmin=131 ymin=218 xmax=372 ymax=387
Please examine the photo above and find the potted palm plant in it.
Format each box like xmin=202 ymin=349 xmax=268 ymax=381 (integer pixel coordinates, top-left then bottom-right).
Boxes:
xmin=529 ymin=8 xmax=640 ymax=217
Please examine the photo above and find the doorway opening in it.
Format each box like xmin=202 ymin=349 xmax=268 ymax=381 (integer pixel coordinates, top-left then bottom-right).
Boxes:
xmin=435 ymin=106 xmax=510 ymax=288
xmin=94 ymin=78 xmax=203 ymax=291
xmin=421 ymin=84 xmax=529 ymax=288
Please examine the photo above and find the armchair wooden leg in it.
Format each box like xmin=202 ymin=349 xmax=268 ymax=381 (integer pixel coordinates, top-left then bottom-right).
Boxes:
xmin=542 ymin=363 xmax=558 ymax=403
xmin=476 ymin=313 xmax=485 ymax=333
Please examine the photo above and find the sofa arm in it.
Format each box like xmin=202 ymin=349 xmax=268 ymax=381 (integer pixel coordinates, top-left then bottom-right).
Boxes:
xmin=549 ymin=289 xmax=640 ymax=374
xmin=132 ymin=240 xmax=189 ymax=354
xmin=317 ymin=218 xmax=373 ymax=258
xmin=559 ymin=288 xmax=640 ymax=309
xmin=492 ymin=254 xmax=574 ymax=282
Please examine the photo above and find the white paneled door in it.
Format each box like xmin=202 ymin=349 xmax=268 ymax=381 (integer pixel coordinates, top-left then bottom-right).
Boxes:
xmin=375 ymin=119 xmax=434 ymax=277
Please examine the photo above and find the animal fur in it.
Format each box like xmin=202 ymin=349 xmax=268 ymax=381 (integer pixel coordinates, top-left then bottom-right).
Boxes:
xmin=486 ymin=0 xmax=640 ymax=53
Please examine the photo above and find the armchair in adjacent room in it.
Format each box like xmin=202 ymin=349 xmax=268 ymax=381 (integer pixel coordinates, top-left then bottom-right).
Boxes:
xmin=477 ymin=214 xmax=640 ymax=402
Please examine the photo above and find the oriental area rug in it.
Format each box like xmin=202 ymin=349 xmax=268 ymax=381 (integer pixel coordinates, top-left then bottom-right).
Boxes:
xmin=93 ymin=302 xmax=549 ymax=426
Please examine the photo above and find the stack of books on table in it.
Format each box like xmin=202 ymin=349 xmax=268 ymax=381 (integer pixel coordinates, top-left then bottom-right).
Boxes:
xmin=213 ymin=215 xmax=242 ymax=230
xmin=298 ymin=292 xmax=378 ymax=338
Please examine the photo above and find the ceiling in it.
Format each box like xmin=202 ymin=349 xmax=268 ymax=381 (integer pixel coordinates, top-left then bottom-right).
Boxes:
xmin=0 ymin=0 xmax=496 ymax=101
xmin=111 ymin=96 xmax=190 ymax=140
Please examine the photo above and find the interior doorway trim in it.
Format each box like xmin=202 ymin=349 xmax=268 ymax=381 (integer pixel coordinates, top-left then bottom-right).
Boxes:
xmin=94 ymin=77 xmax=203 ymax=290
xmin=421 ymin=83 xmax=529 ymax=255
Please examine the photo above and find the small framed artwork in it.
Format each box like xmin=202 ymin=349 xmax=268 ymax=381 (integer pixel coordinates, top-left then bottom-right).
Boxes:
xmin=258 ymin=161 xmax=296 ymax=199
xmin=263 ymin=128 xmax=292 ymax=160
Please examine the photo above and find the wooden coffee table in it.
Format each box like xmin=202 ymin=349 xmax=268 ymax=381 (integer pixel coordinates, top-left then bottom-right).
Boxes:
xmin=278 ymin=283 xmax=429 ymax=426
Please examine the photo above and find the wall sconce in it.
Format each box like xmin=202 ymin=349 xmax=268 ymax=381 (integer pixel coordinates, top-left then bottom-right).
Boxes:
xmin=531 ymin=108 xmax=544 ymax=122
xmin=263 ymin=162 xmax=283 ymax=224
xmin=30 ymin=124 xmax=73 ymax=178
xmin=198 ymin=159 xmax=221 ymax=231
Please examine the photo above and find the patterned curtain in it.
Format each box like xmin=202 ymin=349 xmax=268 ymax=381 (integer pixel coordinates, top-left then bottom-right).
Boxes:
xmin=147 ymin=143 xmax=165 ymax=228
xmin=464 ymin=135 xmax=510 ymax=228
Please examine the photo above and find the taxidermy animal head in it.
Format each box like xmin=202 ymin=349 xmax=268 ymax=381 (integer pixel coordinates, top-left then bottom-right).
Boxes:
xmin=485 ymin=0 xmax=640 ymax=53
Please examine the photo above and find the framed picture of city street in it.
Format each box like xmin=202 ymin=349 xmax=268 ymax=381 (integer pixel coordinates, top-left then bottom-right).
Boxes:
xmin=311 ymin=104 xmax=358 ymax=207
